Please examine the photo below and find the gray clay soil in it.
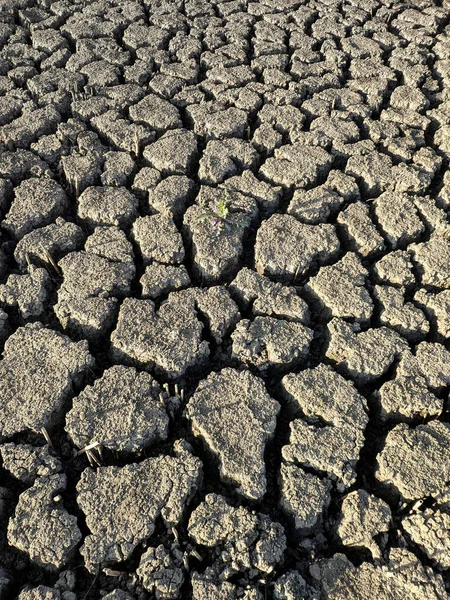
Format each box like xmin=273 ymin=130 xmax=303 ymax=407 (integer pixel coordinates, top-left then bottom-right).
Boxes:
xmin=1 ymin=0 xmax=450 ymax=599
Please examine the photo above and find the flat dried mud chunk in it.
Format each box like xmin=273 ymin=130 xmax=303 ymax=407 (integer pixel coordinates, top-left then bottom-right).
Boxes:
xmin=373 ymin=250 xmax=415 ymax=286
xmin=376 ymin=421 xmax=450 ymax=501
xmin=148 ymin=73 xmax=185 ymax=100
xmin=435 ymin=121 xmax=450 ymax=155
xmin=122 ymin=22 xmax=170 ymax=51
xmin=336 ymin=490 xmax=391 ymax=559
xmin=140 ymin=263 xmax=191 ymax=299
xmin=198 ymin=138 xmax=258 ymax=185
xmin=348 ymin=78 xmax=391 ymax=115
xmin=183 ymin=200 xmax=255 ymax=284
xmin=186 ymin=368 xmax=279 ymax=500
xmin=2 ymin=105 xmax=61 ymax=149
xmin=376 ymin=375 xmax=443 ymax=422
xmin=279 ymin=463 xmax=331 ymax=534
xmin=412 ymin=194 xmax=450 ymax=237
xmin=255 ymin=214 xmax=340 ymax=281
xmin=346 ymin=151 xmax=393 ymax=197
xmin=259 ymin=145 xmax=333 ymax=188
xmin=305 ymin=253 xmax=373 ymax=323
xmin=188 ymin=494 xmax=286 ymax=578
xmin=402 ymin=509 xmax=450 ymax=570
xmin=82 ymin=226 xmax=134 ymax=265
xmin=186 ymin=103 xmax=248 ymax=140
xmin=91 ymin=110 xmax=154 ymax=154
xmin=288 ymin=185 xmax=344 ymax=224
xmin=273 ymin=571 xmax=311 ymax=600
xmin=337 ymin=202 xmax=385 ymax=257
xmin=55 ymin=228 xmax=135 ymax=342
xmin=110 ymin=297 xmax=209 ymax=380
xmin=281 ymin=364 xmax=368 ymax=428
xmin=0 ymin=443 xmax=61 ymax=484
xmin=0 ymin=150 xmax=52 ymax=183
xmin=77 ymin=186 xmax=138 ymax=229
xmin=71 ymin=95 xmax=113 ymax=123
xmin=229 ymin=268 xmax=309 ymax=323
xmin=3 ymin=178 xmax=68 ymax=240
xmin=136 ymin=544 xmax=184 ymax=598
xmin=326 ymin=170 xmax=361 ymax=201
xmin=61 ymin=152 xmax=102 ymax=195
xmin=311 ymin=548 xmax=447 ymax=600
xmin=409 ymin=235 xmax=450 ymax=288
xmin=106 ymin=79 xmax=143 ymax=102
xmin=169 ymin=286 xmax=240 ymax=344
xmin=191 ymin=574 xmax=237 ymax=600
xmin=129 ymin=93 xmax=182 ymax=131
xmin=326 ymin=319 xmax=409 ymax=383
xmin=282 ymin=416 xmax=366 ymax=492
xmin=101 ymin=151 xmax=135 ymax=187
xmin=14 ymin=218 xmax=85 ymax=271
xmin=65 ymin=365 xmax=169 ymax=454
xmin=379 ymin=105 xmax=430 ymax=135
xmin=132 ymin=215 xmax=185 ymax=265
xmin=147 ymin=175 xmax=195 ymax=221
xmin=438 ymin=169 xmax=450 ymax=209
xmin=30 ymin=134 xmax=67 ymax=168
xmin=61 ymin=12 xmax=121 ymax=40
xmin=415 ymin=288 xmax=450 ymax=338
xmin=17 ymin=586 xmax=62 ymax=600
xmin=253 ymin=122 xmax=283 ymax=157
xmin=222 ymin=171 xmax=282 ymax=217
xmin=143 ymin=129 xmax=198 ymax=175
xmin=0 ymin=96 xmax=21 ymax=127
xmin=257 ymin=103 xmax=305 ymax=139
xmin=81 ymin=60 xmax=121 ymax=87
xmin=8 ymin=474 xmax=81 ymax=570
xmin=397 ymin=342 xmax=450 ymax=389
xmin=390 ymin=85 xmax=429 ymax=112
xmin=231 ymin=317 xmax=313 ymax=372
xmin=374 ymin=285 xmax=429 ymax=341
xmin=77 ymin=441 xmax=202 ymax=573
xmin=0 ymin=266 xmax=50 ymax=319
xmin=0 ymin=324 xmax=94 ymax=440
xmin=373 ymin=192 xmax=425 ymax=249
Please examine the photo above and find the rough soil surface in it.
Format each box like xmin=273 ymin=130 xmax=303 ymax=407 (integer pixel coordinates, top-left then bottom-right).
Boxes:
xmin=1 ymin=0 xmax=450 ymax=599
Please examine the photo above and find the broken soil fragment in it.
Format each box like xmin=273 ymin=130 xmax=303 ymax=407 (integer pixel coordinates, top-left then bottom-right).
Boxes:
xmin=8 ymin=474 xmax=81 ymax=570
xmin=65 ymin=365 xmax=169 ymax=454
xmin=0 ymin=324 xmax=94 ymax=440
xmin=77 ymin=441 xmax=202 ymax=573
xmin=187 ymin=368 xmax=279 ymax=501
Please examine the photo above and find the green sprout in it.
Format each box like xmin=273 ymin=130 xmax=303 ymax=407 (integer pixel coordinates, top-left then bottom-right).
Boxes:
xmin=196 ymin=190 xmax=250 ymax=237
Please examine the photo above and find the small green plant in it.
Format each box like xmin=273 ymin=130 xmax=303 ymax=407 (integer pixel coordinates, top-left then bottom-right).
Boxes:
xmin=197 ymin=190 xmax=250 ymax=237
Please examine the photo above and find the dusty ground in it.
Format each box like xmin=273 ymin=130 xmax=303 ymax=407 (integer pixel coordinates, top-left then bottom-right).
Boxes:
xmin=1 ymin=0 xmax=450 ymax=598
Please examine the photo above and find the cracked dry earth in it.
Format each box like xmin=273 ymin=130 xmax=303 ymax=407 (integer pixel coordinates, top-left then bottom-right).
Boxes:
xmin=2 ymin=1 xmax=450 ymax=600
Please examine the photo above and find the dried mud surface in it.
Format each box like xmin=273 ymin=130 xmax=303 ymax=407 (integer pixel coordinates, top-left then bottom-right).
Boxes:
xmin=1 ymin=0 xmax=450 ymax=599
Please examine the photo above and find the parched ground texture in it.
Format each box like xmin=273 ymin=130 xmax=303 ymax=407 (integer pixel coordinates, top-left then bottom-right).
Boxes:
xmin=1 ymin=0 xmax=450 ymax=598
